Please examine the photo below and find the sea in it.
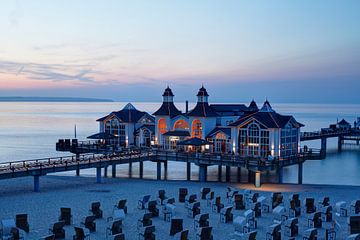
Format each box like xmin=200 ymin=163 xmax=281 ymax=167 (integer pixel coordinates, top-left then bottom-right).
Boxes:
xmin=0 ymin=102 xmax=359 ymax=185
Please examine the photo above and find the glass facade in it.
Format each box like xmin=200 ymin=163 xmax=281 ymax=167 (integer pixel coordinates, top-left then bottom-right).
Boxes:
xmin=280 ymin=124 xmax=299 ymax=158
xmin=238 ymin=123 xmax=269 ymax=157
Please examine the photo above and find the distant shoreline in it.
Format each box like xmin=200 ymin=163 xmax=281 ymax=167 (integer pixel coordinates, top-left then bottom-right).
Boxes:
xmin=0 ymin=97 xmax=113 ymax=102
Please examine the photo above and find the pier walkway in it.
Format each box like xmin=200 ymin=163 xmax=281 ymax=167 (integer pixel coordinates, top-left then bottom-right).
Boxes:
xmin=0 ymin=148 xmax=322 ymax=192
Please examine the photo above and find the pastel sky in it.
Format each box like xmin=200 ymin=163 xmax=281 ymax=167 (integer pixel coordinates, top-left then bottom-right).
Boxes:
xmin=0 ymin=0 xmax=360 ymax=103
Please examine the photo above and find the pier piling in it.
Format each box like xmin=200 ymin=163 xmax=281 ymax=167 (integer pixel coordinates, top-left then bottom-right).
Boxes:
xmin=128 ymin=162 xmax=132 ymax=178
xmin=157 ymin=161 xmax=161 ymax=180
xmin=278 ymin=167 xmax=283 ymax=184
xmin=217 ymin=165 xmax=222 ymax=182
xmin=237 ymin=167 xmax=241 ymax=183
xmin=34 ymin=175 xmax=40 ymax=192
xmin=76 ymin=153 xmax=80 ymax=176
xmin=338 ymin=136 xmax=343 ymax=152
xmin=112 ymin=164 xmax=116 ymax=178
xmin=104 ymin=165 xmax=108 ymax=178
xmin=139 ymin=161 xmax=143 ymax=179
xmin=255 ymin=171 xmax=261 ymax=188
xmin=321 ymin=137 xmax=327 ymax=157
xmin=96 ymin=167 xmax=102 ymax=183
xmin=164 ymin=161 xmax=168 ymax=180
xmin=199 ymin=165 xmax=207 ymax=182
xmin=186 ymin=162 xmax=191 ymax=181
xmin=225 ymin=166 xmax=231 ymax=182
xmin=298 ymin=162 xmax=303 ymax=184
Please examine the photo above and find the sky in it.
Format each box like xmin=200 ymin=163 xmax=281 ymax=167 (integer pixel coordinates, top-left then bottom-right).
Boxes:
xmin=0 ymin=0 xmax=360 ymax=103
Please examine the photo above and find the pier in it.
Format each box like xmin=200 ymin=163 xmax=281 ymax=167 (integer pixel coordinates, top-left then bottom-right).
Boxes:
xmin=0 ymin=146 xmax=322 ymax=192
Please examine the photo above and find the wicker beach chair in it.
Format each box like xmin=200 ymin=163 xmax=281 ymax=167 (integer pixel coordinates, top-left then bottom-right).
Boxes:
xmin=303 ymin=228 xmax=317 ymax=240
xmin=206 ymin=191 xmax=214 ymax=207
xmin=58 ymin=207 xmax=72 ymax=225
xmin=266 ymin=223 xmax=281 ymax=240
xmin=48 ymin=221 xmax=65 ymax=239
xmin=284 ymin=217 xmax=298 ymax=238
xmin=90 ymin=202 xmax=103 ymax=219
xmin=187 ymin=201 xmax=201 ymax=218
xmin=81 ymin=216 xmax=96 ymax=232
xmin=157 ymin=190 xmax=168 ymax=205
xmin=106 ymin=220 xmax=122 ymax=236
xmin=112 ymin=233 xmax=125 ymax=240
xmin=179 ymin=188 xmax=188 ymax=203
xmin=15 ymin=214 xmax=29 ymax=233
xmin=349 ymin=216 xmax=360 ymax=235
xmin=194 ymin=213 xmax=209 ymax=230
xmin=169 ymin=218 xmax=183 ymax=236
xmin=220 ymin=206 xmax=233 ymax=223
xmin=346 ymin=234 xmax=360 ymax=240
xmin=200 ymin=187 xmax=211 ymax=200
xmin=114 ymin=199 xmax=128 ymax=214
xmin=271 ymin=192 xmax=283 ymax=209
xmin=73 ymin=226 xmax=90 ymax=240
xmin=196 ymin=226 xmax=213 ymax=240
xmin=234 ymin=194 xmax=245 ymax=210
xmin=147 ymin=200 xmax=159 ymax=217
xmin=211 ymin=196 xmax=224 ymax=213
xmin=305 ymin=198 xmax=317 ymax=214
xmin=185 ymin=194 xmax=197 ymax=208
xmin=174 ymin=230 xmax=189 ymax=240
xmin=351 ymin=200 xmax=360 ymax=215
xmin=137 ymin=213 xmax=153 ymax=229
xmin=138 ymin=195 xmax=151 ymax=210
xmin=138 ymin=225 xmax=155 ymax=240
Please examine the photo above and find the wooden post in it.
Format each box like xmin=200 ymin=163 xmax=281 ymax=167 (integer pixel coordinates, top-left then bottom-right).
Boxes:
xmin=104 ymin=165 xmax=108 ymax=178
xmin=338 ymin=136 xmax=343 ymax=152
xmin=139 ymin=161 xmax=143 ymax=179
xmin=34 ymin=175 xmax=40 ymax=192
xmin=237 ymin=167 xmax=241 ymax=183
xmin=225 ymin=166 xmax=231 ymax=182
xmin=278 ymin=167 xmax=283 ymax=184
xmin=157 ymin=161 xmax=161 ymax=180
xmin=128 ymin=162 xmax=132 ymax=178
xmin=112 ymin=164 xmax=116 ymax=178
xmin=255 ymin=171 xmax=261 ymax=188
xmin=321 ymin=137 xmax=327 ymax=157
xmin=96 ymin=167 xmax=102 ymax=183
xmin=199 ymin=165 xmax=207 ymax=182
xmin=186 ymin=162 xmax=191 ymax=181
xmin=298 ymin=162 xmax=303 ymax=184
xmin=217 ymin=165 xmax=222 ymax=182
xmin=247 ymin=170 xmax=252 ymax=183
xmin=164 ymin=161 xmax=168 ymax=180
xmin=76 ymin=153 xmax=80 ymax=176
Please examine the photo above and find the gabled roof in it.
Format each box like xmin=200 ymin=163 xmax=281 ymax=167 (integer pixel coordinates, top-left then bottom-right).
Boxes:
xmin=338 ymin=119 xmax=350 ymax=125
xmin=187 ymin=102 xmax=218 ymax=117
xmin=230 ymin=111 xmax=304 ymax=129
xmin=210 ymin=104 xmax=247 ymax=116
xmin=197 ymin=86 xmax=209 ymax=97
xmin=96 ymin=103 xmax=147 ymax=123
xmin=135 ymin=124 xmax=155 ymax=134
xmin=248 ymin=100 xmax=259 ymax=112
xmin=153 ymin=102 xmax=182 ymax=118
xmin=162 ymin=130 xmax=190 ymax=137
xmin=206 ymin=127 xmax=231 ymax=138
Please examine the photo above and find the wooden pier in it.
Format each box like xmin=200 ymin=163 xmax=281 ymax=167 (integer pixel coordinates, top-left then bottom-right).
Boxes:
xmin=0 ymin=146 xmax=322 ymax=192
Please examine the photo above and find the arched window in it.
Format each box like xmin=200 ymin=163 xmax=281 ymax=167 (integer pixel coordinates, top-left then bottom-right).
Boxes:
xmin=158 ymin=118 xmax=167 ymax=134
xmin=192 ymin=119 xmax=203 ymax=138
xmin=215 ymin=132 xmax=227 ymax=140
xmin=174 ymin=119 xmax=189 ymax=130
xmin=248 ymin=123 xmax=260 ymax=156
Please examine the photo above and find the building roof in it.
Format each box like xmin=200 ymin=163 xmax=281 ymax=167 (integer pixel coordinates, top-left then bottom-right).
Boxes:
xmin=259 ymin=100 xmax=274 ymax=112
xmin=338 ymin=119 xmax=350 ymax=125
xmin=230 ymin=111 xmax=304 ymax=129
xmin=187 ymin=102 xmax=218 ymax=117
xmin=197 ymin=86 xmax=209 ymax=97
xmin=210 ymin=104 xmax=247 ymax=116
xmin=135 ymin=124 xmax=155 ymax=135
xmin=177 ymin=137 xmax=212 ymax=146
xmin=206 ymin=127 xmax=231 ymax=138
xmin=87 ymin=132 xmax=116 ymax=139
xmin=153 ymin=102 xmax=182 ymax=118
xmin=162 ymin=86 xmax=174 ymax=97
xmin=96 ymin=103 xmax=148 ymax=123
xmin=162 ymin=130 xmax=190 ymax=137
xmin=248 ymin=100 xmax=259 ymax=112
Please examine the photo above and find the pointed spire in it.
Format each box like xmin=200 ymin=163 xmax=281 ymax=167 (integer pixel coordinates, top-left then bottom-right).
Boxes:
xmin=196 ymin=85 xmax=209 ymax=103
xmin=123 ymin=103 xmax=136 ymax=110
xmin=248 ymin=99 xmax=259 ymax=112
xmin=260 ymin=99 xmax=274 ymax=112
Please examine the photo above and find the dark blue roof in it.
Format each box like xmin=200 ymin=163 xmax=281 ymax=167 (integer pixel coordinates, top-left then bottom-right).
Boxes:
xmin=197 ymin=86 xmax=209 ymax=97
xmin=338 ymin=119 xmax=350 ymax=125
xmin=135 ymin=124 xmax=155 ymax=134
xmin=177 ymin=137 xmax=212 ymax=146
xmin=96 ymin=103 xmax=149 ymax=123
xmin=153 ymin=102 xmax=182 ymax=118
xmin=230 ymin=111 xmax=304 ymax=128
xmin=248 ymin=100 xmax=259 ymax=112
xmin=210 ymin=104 xmax=247 ymax=116
xmin=163 ymin=130 xmax=190 ymax=137
xmin=187 ymin=103 xmax=218 ymax=117
xmin=206 ymin=127 xmax=231 ymax=138
xmin=162 ymin=87 xmax=174 ymax=97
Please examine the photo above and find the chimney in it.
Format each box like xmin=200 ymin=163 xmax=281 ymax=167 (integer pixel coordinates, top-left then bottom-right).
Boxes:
xmin=185 ymin=100 xmax=189 ymax=114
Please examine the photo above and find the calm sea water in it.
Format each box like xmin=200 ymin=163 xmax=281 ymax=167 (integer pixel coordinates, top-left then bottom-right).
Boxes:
xmin=0 ymin=102 xmax=359 ymax=185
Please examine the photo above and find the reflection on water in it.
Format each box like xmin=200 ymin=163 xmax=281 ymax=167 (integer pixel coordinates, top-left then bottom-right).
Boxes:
xmin=0 ymin=102 xmax=359 ymax=185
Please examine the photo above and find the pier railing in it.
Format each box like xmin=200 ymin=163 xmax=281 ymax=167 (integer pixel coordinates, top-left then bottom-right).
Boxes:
xmin=300 ymin=129 xmax=356 ymax=141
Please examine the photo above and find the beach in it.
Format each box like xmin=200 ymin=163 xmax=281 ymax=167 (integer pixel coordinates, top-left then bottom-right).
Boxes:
xmin=1 ymin=174 xmax=360 ymax=239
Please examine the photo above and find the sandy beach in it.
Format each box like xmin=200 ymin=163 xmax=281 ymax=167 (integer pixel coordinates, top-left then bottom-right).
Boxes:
xmin=1 ymin=174 xmax=360 ymax=239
